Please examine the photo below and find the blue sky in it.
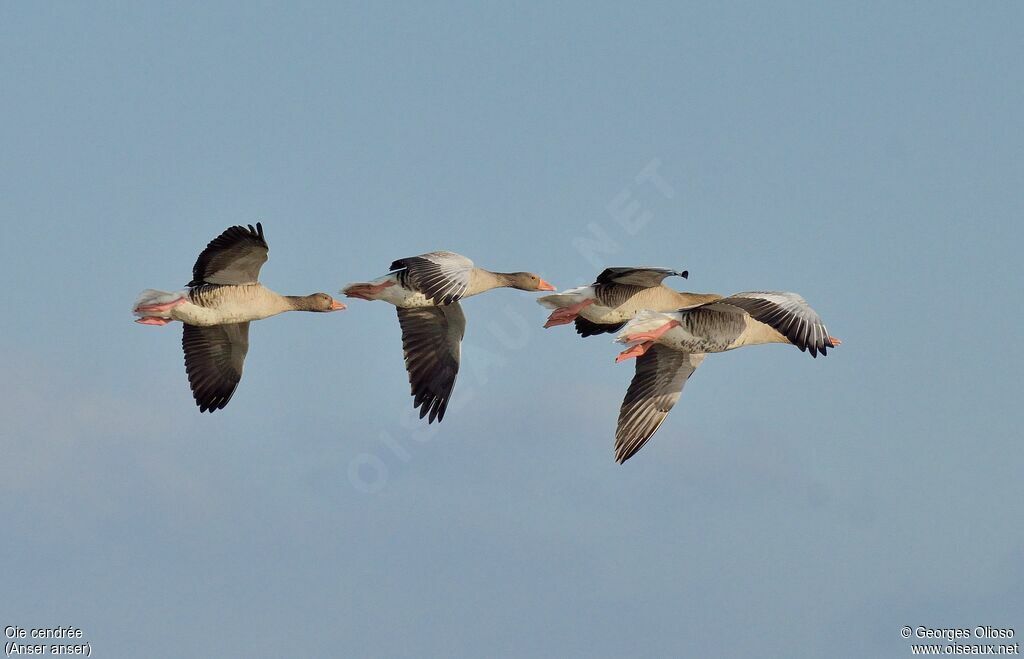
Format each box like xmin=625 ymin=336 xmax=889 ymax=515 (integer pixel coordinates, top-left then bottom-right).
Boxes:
xmin=2 ymin=2 xmax=1022 ymax=657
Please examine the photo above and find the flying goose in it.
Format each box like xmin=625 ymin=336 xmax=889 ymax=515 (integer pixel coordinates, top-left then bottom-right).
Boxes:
xmin=133 ymin=223 xmax=345 ymax=412
xmin=612 ymin=291 xmax=841 ymax=463
xmin=343 ymin=251 xmax=555 ymax=422
xmin=538 ymin=267 xmax=707 ymax=336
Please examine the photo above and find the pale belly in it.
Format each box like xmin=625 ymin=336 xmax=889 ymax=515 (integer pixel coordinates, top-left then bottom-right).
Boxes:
xmin=578 ymin=298 xmax=685 ymax=325
xmin=578 ymin=303 xmax=635 ymax=324
xmin=168 ymin=299 xmax=283 ymax=326
xmin=380 ymin=288 xmax=437 ymax=308
xmin=375 ymin=277 xmax=440 ymax=308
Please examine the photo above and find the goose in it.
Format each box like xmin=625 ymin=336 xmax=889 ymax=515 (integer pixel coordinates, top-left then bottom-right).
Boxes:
xmin=611 ymin=291 xmax=841 ymax=463
xmin=538 ymin=267 xmax=709 ymax=336
xmin=133 ymin=223 xmax=345 ymax=412
xmin=343 ymin=251 xmax=555 ymax=422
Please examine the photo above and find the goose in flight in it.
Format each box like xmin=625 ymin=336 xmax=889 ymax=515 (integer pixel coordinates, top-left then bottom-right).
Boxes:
xmin=343 ymin=251 xmax=555 ymax=423
xmin=538 ymin=267 xmax=707 ymax=337
xmin=133 ymin=223 xmax=345 ymax=412
xmin=612 ymin=291 xmax=841 ymax=463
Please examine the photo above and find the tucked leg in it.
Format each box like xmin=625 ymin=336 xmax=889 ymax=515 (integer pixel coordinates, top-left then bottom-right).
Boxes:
xmin=621 ymin=319 xmax=681 ymax=343
xmin=134 ymin=297 xmax=186 ymax=313
xmin=543 ymin=299 xmax=595 ymax=328
xmin=615 ymin=340 xmax=654 ymax=363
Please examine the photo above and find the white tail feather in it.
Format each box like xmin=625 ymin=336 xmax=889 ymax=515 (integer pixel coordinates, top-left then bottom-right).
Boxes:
xmin=536 ymin=294 xmax=568 ymax=309
xmin=536 ymin=286 xmax=594 ymax=309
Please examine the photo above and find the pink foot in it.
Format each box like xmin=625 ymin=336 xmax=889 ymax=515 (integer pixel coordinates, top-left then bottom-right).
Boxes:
xmin=343 ymin=280 xmax=395 ymax=300
xmin=135 ymin=316 xmax=172 ymax=326
xmin=622 ymin=319 xmax=681 ymax=343
xmin=616 ymin=341 xmax=654 ymax=363
xmin=134 ymin=297 xmax=185 ymax=313
xmin=828 ymin=336 xmax=842 ymax=347
xmin=543 ymin=299 xmax=594 ymax=328
xmin=543 ymin=311 xmax=575 ymax=328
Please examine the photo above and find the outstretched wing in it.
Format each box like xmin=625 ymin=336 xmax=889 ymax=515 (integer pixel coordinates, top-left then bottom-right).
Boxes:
xmin=396 ymin=303 xmax=466 ymax=423
xmin=615 ymin=345 xmax=704 ymax=463
xmin=389 ymin=251 xmax=474 ymax=305
xmin=189 ymin=223 xmax=269 ymax=287
xmin=594 ymin=267 xmax=687 ymax=288
xmin=705 ymin=291 xmax=835 ymax=357
xmin=182 ymin=322 xmax=250 ymax=412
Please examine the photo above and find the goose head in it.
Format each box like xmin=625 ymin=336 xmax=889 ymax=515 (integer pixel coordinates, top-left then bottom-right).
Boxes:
xmin=502 ymin=272 xmax=557 ymax=292
xmin=292 ymin=293 xmax=347 ymax=312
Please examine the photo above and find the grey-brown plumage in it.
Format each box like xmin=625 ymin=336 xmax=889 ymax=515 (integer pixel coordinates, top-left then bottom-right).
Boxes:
xmin=615 ymin=345 xmax=704 ymax=464
xmin=591 ymin=283 xmax=648 ymax=309
xmin=396 ymin=304 xmax=466 ymax=423
xmin=188 ymin=223 xmax=269 ymax=287
xmin=669 ymin=304 xmax=750 ymax=353
xmin=592 ymin=267 xmax=688 ymax=310
xmin=182 ymin=322 xmax=250 ymax=413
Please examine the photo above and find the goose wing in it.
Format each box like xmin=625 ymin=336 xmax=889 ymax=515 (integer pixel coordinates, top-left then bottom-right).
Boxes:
xmin=390 ymin=251 xmax=474 ymax=305
xmin=704 ymin=291 xmax=835 ymax=357
xmin=189 ymin=223 xmax=269 ymax=286
xmin=182 ymin=322 xmax=250 ymax=412
xmin=396 ymin=303 xmax=466 ymax=423
xmin=615 ymin=345 xmax=704 ymax=463
xmin=595 ymin=267 xmax=687 ymax=288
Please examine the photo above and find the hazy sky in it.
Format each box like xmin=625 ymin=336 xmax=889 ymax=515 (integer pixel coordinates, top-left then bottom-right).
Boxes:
xmin=2 ymin=2 xmax=1022 ymax=657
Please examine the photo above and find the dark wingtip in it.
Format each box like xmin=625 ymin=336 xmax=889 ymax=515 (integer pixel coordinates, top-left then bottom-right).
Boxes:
xmin=680 ymin=270 xmax=688 ymax=279
xmin=415 ymin=397 xmax=448 ymax=423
